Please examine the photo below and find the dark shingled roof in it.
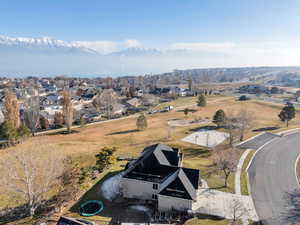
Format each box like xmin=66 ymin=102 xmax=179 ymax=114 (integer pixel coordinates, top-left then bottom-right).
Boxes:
xmin=57 ymin=216 xmax=92 ymax=225
xmin=159 ymin=168 xmax=200 ymax=200
xmin=124 ymin=144 xmax=182 ymax=182
xmin=123 ymin=143 xmax=201 ymax=200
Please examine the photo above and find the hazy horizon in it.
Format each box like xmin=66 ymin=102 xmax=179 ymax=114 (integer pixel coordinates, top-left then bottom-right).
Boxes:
xmin=2 ymin=1 xmax=300 ymax=76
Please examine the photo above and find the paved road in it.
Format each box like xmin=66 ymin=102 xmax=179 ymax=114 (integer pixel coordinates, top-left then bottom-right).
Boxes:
xmin=248 ymin=132 xmax=300 ymax=225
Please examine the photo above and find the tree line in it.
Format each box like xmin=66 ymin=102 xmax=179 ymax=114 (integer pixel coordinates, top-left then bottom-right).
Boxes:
xmin=0 ymin=89 xmax=74 ymax=146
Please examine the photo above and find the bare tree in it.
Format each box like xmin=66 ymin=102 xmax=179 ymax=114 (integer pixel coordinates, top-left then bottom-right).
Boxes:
xmin=92 ymin=94 xmax=102 ymax=111
xmin=211 ymin=147 xmax=239 ymax=187
xmin=94 ymin=89 xmax=118 ymax=119
xmin=225 ymin=111 xmax=240 ymax=146
xmin=23 ymin=95 xmax=40 ymax=136
xmin=229 ymin=199 xmax=247 ymax=225
xmin=62 ymin=90 xmax=73 ymax=133
xmin=54 ymin=111 xmax=64 ymax=128
xmin=0 ymin=140 xmax=64 ymax=217
xmin=236 ymin=110 xmax=253 ymax=141
xmin=4 ymin=89 xmax=20 ymax=129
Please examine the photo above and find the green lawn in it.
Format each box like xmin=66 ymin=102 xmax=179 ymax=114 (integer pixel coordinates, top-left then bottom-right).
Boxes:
xmin=241 ymin=150 xmax=255 ymax=195
xmin=184 ymin=217 xmax=229 ymax=225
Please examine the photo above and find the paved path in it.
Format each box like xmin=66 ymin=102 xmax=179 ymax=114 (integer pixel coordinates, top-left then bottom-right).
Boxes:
xmin=248 ymin=132 xmax=300 ymax=225
xmin=235 ymin=149 xmax=251 ymax=195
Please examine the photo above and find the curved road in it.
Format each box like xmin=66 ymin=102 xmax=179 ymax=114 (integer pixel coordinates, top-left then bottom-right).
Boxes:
xmin=248 ymin=132 xmax=300 ymax=225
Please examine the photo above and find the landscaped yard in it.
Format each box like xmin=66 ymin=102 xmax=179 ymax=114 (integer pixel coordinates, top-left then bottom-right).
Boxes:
xmin=2 ymin=96 xmax=300 ymax=224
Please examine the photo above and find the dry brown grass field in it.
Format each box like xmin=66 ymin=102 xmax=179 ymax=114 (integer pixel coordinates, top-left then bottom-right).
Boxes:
xmin=1 ymin=96 xmax=300 ymax=223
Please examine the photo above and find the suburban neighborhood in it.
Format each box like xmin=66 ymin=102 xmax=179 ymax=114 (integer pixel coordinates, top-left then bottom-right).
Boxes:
xmin=2 ymin=1 xmax=300 ymax=225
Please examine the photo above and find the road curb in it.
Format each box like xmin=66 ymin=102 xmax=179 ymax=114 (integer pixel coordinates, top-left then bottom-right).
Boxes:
xmin=295 ymin=154 xmax=300 ymax=189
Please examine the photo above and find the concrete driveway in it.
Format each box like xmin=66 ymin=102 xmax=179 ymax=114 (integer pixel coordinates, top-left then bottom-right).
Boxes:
xmin=248 ymin=132 xmax=300 ymax=225
xmin=192 ymin=188 xmax=258 ymax=221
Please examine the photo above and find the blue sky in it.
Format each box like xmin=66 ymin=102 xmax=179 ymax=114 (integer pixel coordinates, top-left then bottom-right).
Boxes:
xmin=1 ymin=0 xmax=300 ymax=45
xmin=1 ymin=0 xmax=300 ymax=75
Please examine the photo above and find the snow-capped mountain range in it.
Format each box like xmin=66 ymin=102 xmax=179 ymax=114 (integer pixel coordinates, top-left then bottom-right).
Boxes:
xmin=0 ymin=35 xmax=163 ymax=56
xmin=0 ymin=35 xmax=99 ymax=54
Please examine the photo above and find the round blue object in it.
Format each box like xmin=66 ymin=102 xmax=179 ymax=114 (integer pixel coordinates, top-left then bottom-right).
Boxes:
xmin=80 ymin=200 xmax=104 ymax=217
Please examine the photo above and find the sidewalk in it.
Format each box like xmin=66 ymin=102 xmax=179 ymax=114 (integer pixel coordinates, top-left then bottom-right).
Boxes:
xmin=235 ymin=149 xmax=251 ymax=195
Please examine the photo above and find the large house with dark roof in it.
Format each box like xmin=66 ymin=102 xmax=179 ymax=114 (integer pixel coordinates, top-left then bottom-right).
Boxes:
xmin=121 ymin=144 xmax=201 ymax=213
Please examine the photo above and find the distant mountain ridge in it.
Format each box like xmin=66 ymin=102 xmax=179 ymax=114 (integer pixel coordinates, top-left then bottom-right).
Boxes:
xmin=0 ymin=35 xmax=99 ymax=54
xmin=108 ymin=47 xmax=162 ymax=57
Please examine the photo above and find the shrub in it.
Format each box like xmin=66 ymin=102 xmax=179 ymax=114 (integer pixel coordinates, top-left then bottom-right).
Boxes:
xmin=197 ymin=94 xmax=206 ymax=107
xmin=0 ymin=120 xmax=18 ymax=144
xmin=17 ymin=124 xmax=30 ymax=139
xmin=95 ymin=147 xmax=117 ymax=172
xmin=136 ymin=113 xmax=148 ymax=131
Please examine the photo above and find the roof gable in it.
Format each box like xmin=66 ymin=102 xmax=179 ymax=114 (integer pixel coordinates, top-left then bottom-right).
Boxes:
xmin=159 ymin=168 xmax=199 ymax=200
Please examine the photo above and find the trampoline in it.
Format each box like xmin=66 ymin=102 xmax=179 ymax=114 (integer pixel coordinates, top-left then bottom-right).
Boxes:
xmin=80 ymin=200 xmax=104 ymax=217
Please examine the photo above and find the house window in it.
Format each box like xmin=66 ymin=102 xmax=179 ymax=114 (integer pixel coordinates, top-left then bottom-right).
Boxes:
xmin=152 ymin=194 xmax=158 ymax=200
xmin=153 ymin=183 xmax=158 ymax=190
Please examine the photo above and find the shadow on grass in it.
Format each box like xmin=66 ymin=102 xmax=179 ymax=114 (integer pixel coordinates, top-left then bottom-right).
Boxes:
xmin=46 ymin=129 xmax=80 ymax=136
xmin=107 ymin=129 xmax=139 ymax=136
xmin=70 ymin=170 xmax=151 ymax=223
xmin=249 ymin=221 xmax=263 ymax=225
xmin=252 ymin=126 xmax=279 ymax=132
xmin=168 ymin=144 xmax=212 ymax=158
xmin=0 ymin=204 xmax=29 ymax=224
xmin=177 ymin=109 xmax=198 ymax=113
xmin=189 ymin=125 xmax=218 ymax=132
xmin=183 ymin=148 xmax=212 ymax=158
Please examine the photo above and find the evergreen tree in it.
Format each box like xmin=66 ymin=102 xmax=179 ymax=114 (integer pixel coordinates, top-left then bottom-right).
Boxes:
xmin=136 ymin=113 xmax=148 ymax=131
xmin=0 ymin=120 xmax=18 ymax=145
xmin=213 ymin=109 xmax=226 ymax=127
xmin=17 ymin=123 xmax=30 ymax=139
xmin=278 ymin=102 xmax=295 ymax=127
xmin=95 ymin=147 xmax=117 ymax=172
xmin=197 ymin=94 xmax=207 ymax=107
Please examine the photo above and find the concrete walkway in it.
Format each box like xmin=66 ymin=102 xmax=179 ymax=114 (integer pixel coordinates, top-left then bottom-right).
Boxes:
xmin=192 ymin=188 xmax=258 ymax=222
xmin=235 ymin=149 xmax=251 ymax=195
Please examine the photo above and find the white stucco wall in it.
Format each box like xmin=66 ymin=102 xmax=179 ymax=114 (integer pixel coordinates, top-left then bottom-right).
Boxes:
xmin=121 ymin=177 xmax=159 ymax=200
xmin=158 ymin=195 xmax=192 ymax=212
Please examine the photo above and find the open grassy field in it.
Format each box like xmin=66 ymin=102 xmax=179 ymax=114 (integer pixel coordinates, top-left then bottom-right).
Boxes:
xmin=2 ymin=95 xmax=300 ymax=224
